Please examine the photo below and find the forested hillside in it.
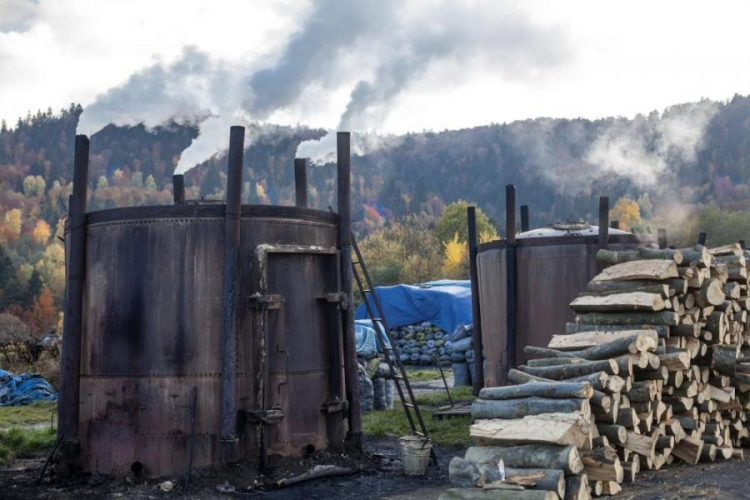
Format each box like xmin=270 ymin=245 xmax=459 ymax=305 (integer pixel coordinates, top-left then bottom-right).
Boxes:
xmin=3 ymin=96 xmax=750 ymax=336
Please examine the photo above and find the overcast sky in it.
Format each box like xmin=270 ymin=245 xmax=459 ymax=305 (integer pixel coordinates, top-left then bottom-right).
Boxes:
xmin=1 ymin=0 xmax=750 ymax=134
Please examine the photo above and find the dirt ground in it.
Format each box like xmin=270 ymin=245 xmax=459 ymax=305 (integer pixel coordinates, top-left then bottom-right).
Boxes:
xmin=4 ymin=437 xmax=750 ymax=499
xmin=0 ymin=437 xmax=457 ymax=500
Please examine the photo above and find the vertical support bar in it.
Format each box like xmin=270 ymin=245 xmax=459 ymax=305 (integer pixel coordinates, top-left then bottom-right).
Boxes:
xmin=610 ymin=220 xmax=619 ymax=230
xmin=598 ymin=196 xmax=609 ymax=250
xmin=221 ymin=126 xmax=244 ymax=463
xmin=173 ymin=174 xmax=185 ymax=204
xmin=505 ymin=185 xmax=517 ymax=374
xmin=294 ymin=158 xmax=308 ymax=208
xmin=467 ymin=207 xmax=485 ymax=393
xmin=658 ymin=228 xmax=668 ymax=249
xmin=698 ymin=232 xmax=707 ymax=246
xmin=58 ymin=135 xmax=89 ymax=464
xmin=338 ymin=132 xmax=362 ymax=448
xmin=520 ymin=205 xmax=530 ymax=233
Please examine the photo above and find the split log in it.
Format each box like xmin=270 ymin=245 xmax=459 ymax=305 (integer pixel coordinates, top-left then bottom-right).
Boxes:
xmin=623 ymin=455 xmax=640 ymax=483
xmin=470 ymin=398 xmax=591 ymax=421
xmin=592 ymin=259 xmax=678 ymax=282
xmin=695 ymin=279 xmax=726 ymax=308
xmin=448 ymin=458 xmax=565 ymax=496
xmin=624 ymin=431 xmax=657 ymax=459
xmin=570 ymin=292 xmax=665 ymax=312
xmin=548 ymin=329 xmax=657 ymax=351
xmin=596 ymin=248 xmax=683 ymax=265
xmin=596 ymin=423 xmax=627 ymax=445
xmin=478 ymin=382 xmax=593 ymax=400
xmin=708 ymin=243 xmax=742 ymax=257
xmin=470 ymin=413 xmax=590 ymax=447
xmin=671 ymin=324 xmax=701 ymax=337
xmin=518 ymin=360 xmax=618 ymax=379
xmin=601 ymin=481 xmax=622 ymax=495
xmin=564 ymin=474 xmax=591 ymax=500
xmin=658 ymin=352 xmax=691 ymax=372
xmin=672 ymin=436 xmax=703 ymax=465
xmin=581 ymin=447 xmax=623 ymax=482
xmin=464 ymin=445 xmax=584 ymax=475
xmin=680 ymin=245 xmax=712 ymax=267
xmin=585 ymin=280 xmax=670 ymax=298
xmin=564 ymin=323 xmax=668 ymax=338
xmin=712 ymin=344 xmax=738 ymax=376
xmin=575 ymin=312 xmax=679 ymax=326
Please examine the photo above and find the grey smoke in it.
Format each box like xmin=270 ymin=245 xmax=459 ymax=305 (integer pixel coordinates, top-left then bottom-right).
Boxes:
xmin=76 ymin=0 xmax=570 ymax=173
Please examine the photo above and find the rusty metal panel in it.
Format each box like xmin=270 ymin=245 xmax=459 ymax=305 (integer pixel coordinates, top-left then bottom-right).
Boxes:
xmin=265 ymin=252 xmax=340 ymax=456
xmin=477 ymin=241 xmax=639 ymax=388
xmin=79 ymin=205 xmax=341 ymax=476
xmin=476 ymin=249 xmax=507 ymax=387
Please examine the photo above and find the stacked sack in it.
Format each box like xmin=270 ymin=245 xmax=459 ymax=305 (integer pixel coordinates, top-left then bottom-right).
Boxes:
xmin=356 ymin=320 xmax=395 ymax=414
xmin=446 ymin=324 xmax=477 ymax=387
xmin=392 ymin=321 xmax=450 ymax=365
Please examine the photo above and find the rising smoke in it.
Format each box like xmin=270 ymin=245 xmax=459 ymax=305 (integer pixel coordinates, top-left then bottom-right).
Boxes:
xmin=76 ymin=0 xmax=569 ymax=173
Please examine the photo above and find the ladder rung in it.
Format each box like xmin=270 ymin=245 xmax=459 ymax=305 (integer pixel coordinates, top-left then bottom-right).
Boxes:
xmin=404 ymin=403 xmax=414 ymax=408
xmin=414 ymin=431 xmax=425 ymax=437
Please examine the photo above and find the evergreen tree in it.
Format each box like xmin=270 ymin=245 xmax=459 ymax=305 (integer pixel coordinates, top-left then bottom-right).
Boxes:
xmin=0 ymin=246 xmax=13 ymax=290
xmin=23 ymin=269 xmax=43 ymax=308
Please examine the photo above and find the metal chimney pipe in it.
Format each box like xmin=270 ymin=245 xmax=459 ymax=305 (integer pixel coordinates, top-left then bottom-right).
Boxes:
xmin=658 ymin=228 xmax=668 ymax=249
xmin=698 ymin=232 xmax=707 ymax=246
xmin=610 ymin=220 xmax=619 ymax=230
xmin=337 ymin=132 xmax=362 ymax=449
xmin=520 ymin=205 xmax=530 ymax=233
xmin=173 ymin=174 xmax=185 ymax=204
xmin=505 ymin=185 xmax=517 ymax=374
xmin=220 ymin=126 xmax=244 ymax=463
xmin=294 ymin=158 xmax=308 ymax=208
xmin=598 ymin=197 xmax=609 ymax=250
xmin=467 ymin=206 xmax=485 ymax=393
xmin=58 ymin=135 xmax=89 ymax=464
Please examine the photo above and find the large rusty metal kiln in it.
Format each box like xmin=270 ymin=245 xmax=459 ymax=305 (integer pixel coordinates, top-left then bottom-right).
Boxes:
xmin=468 ymin=187 xmax=642 ymax=389
xmin=57 ymin=128 xmax=361 ymax=476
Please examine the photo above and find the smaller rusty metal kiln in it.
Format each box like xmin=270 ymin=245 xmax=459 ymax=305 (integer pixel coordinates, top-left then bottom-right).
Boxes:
xmin=57 ymin=128 xmax=361 ymax=476
xmin=467 ymin=188 xmax=642 ymax=389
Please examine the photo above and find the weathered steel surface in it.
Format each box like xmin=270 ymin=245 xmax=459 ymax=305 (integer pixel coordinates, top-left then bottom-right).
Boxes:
xmin=79 ymin=205 xmax=341 ymax=476
xmin=59 ymin=135 xmax=89 ymax=461
xmin=476 ymin=237 xmax=640 ymax=388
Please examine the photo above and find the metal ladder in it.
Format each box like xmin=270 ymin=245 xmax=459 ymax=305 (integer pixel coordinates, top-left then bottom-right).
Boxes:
xmin=351 ymin=235 xmax=437 ymax=465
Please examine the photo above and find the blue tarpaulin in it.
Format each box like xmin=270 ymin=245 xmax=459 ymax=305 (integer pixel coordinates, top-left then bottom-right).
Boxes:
xmin=0 ymin=369 xmax=57 ymax=406
xmin=355 ymin=279 xmax=472 ymax=334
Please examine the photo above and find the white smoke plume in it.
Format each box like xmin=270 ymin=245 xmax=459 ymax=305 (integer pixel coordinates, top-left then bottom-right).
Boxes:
xmin=586 ymin=100 xmax=719 ymax=188
xmin=76 ymin=0 xmax=569 ymax=174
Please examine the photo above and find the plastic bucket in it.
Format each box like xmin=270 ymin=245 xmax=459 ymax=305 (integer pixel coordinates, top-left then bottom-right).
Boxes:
xmin=398 ymin=435 xmax=432 ymax=476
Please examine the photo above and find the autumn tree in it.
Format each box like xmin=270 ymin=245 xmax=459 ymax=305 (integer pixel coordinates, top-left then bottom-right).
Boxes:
xmin=435 ymin=201 xmax=498 ymax=244
xmin=609 ymin=196 xmax=642 ymax=231
xmin=31 ymin=220 xmax=51 ymax=245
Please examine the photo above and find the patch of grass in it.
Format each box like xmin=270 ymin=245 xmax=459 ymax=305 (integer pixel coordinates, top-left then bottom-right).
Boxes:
xmin=405 ymin=369 xmax=453 ymax=382
xmin=0 ymin=401 xmax=57 ymax=429
xmin=362 ymin=408 xmax=471 ymax=447
xmin=0 ymin=426 xmax=56 ymax=465
xmin=363 ymin=386 xmax=476 ymax=447
xmin=415 ymin=386 xmax=475 ymax=406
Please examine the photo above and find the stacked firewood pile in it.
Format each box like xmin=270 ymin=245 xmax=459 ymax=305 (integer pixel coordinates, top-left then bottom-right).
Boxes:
xmin=443 ymin=244 xmax=750 ymax=500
